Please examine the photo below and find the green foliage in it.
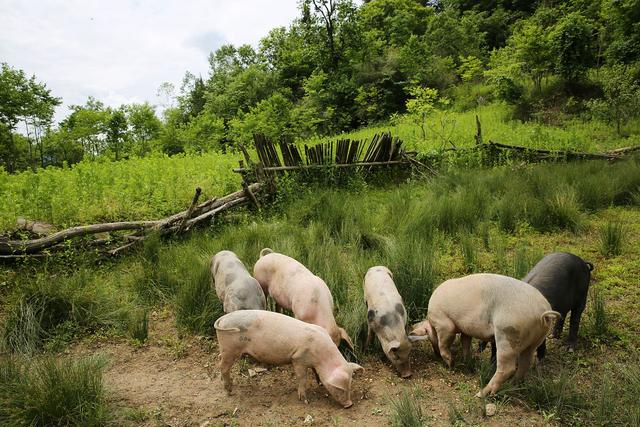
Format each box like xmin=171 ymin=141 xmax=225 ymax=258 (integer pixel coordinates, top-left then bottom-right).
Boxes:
xmin=405 ymin=86 xmax=449 ymax=140
xmin=550 ymin=12 xmax=595 ymax=81
xmin=0 ymin=356 xmax=108 ymax=426
xmin=0 ymin=151 xmax=240 ymax=231
xmin=588 ymin=65 xmax=640 ymax=135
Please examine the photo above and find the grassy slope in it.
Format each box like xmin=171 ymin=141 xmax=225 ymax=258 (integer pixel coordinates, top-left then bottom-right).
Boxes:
xmin=2 ymin=103 xmax=639 ymax=233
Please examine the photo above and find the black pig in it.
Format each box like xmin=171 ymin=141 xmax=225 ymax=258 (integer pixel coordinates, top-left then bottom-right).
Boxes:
xmin=480 ymin=252 xmax=593 ymax=361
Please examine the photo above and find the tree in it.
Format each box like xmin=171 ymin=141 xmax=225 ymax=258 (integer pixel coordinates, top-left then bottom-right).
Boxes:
xmin=0 ymin=63 xmax=60 ymax=170
xmin=106 ymin=107 xmax=128 ymax=160
xmin=588 ymin=65 xmax=640 ymax=135
xmin=550 ymin=12 xmax=595 ymax=81
xmin=178 ymin=112 xmax=225 ymax=153
xmin=126 ymin=103 xmax=162 ymax=156
xmin=405 ymin=86 xmax=449 ymax=140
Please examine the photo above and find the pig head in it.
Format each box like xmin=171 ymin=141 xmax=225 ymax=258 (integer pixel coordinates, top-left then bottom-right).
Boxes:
xmin=211 ymin=250 xmax=266 ymax=312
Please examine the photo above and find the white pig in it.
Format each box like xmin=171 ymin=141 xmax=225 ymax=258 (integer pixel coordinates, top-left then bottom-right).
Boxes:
xmin=408 ymin=273 xmax=560 ymax=397
xmin=363 ymin=266 xmax=412 ymax=378
xmin=211 ymin=250 xmax=266 ymax=313
xmin=214 ymin=310 xmax=363 ymax=408
xmin=253 ymin=248 xmax=354 ymax=350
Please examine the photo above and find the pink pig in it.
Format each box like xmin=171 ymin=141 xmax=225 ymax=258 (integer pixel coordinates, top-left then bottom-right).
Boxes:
xmin=214 ymin=310 xmax=363 ymax=408
xmin=409 ymin=273 xmax=560 ymax=397
xmin=253 ymin=248 xmax=354 ymax=350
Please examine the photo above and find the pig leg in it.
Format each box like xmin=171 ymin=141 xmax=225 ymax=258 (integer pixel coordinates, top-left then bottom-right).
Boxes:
xmin=461 ymin=334 xmax=472 ymax=361
xmin=552 ymin=312 xmax=567 ymax=338
xmin=477 ymin=343 xmax=517 ymax=397
xmin=219 ymin=351 xmax=240 ymax=394
xmin=436 ymin=328 xmax=456 ymax=368
xmin=365 ymin=324 xmax=375 ymax=350
xmin=293 ymin=363 xmax=309 ymax=403
xmin=567 ymin=302 xmax=586 ymax=351
xmin=513 ymin=346 xmax=536 ymax=382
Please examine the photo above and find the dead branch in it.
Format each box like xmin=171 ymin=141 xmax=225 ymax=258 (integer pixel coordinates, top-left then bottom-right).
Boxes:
xmin=176 ymin=187 xmax=202 ymax=234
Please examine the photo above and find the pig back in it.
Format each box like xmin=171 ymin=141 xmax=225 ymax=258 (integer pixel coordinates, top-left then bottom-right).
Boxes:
xmin=523 ymin=252 xmax=591 ymax=312
xmin=429 ymin=274 xmax=553 ymax=340
xmin=215 ymin=310 xmax=337 ymax=365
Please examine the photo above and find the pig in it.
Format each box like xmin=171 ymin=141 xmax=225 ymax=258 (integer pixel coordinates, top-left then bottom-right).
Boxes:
xmin=523 ymin=252 xmax=593 ymax=355
xmin=214 ymin=310 xmax=364 ymax=408
xmin=211 ymin=250 xmax=266 ymax=313
xmin=363 ymin=266 xmax=412 ymax=378
xmin=253 ymin=248 xmax=354 ymax=350
xmin=408 ymin=273 xmax=560 ymax=397
xmin=481 ymin=252 xmax=594 ymax=361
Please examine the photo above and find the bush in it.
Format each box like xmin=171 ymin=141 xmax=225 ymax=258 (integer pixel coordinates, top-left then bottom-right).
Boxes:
xmin=0 ymin=356 xmax=108 ymax=426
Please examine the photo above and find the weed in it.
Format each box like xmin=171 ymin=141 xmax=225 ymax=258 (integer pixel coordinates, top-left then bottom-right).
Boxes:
xmin=388 ymin=389 xmax=425 ymax=427
xmin=0 ymin=355 xmax=108 ymax=426
xmin=599 ymin=220 xmax=624 ymax=257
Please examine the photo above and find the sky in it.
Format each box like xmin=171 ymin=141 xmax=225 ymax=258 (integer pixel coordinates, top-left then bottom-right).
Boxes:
xmin=0 ymin=0 xmax=301 ymax=122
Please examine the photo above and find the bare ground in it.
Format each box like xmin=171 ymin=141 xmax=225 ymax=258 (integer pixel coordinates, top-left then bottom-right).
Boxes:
xmin=72 ymin=312 xmax=547 ymax=427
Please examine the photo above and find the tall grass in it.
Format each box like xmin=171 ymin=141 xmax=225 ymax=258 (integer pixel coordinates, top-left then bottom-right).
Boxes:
xmin=0 ymin=356 xmax=108 ymax=426
xmin=587 ymin=289 xmax=609 ymax=338
xmin=175 ymin=262 xmax=223 ymax=336
xmin=2 ymin=271 xmax=131 ymax=354
xmin=517 ymin=369 xmax=586 ymax=422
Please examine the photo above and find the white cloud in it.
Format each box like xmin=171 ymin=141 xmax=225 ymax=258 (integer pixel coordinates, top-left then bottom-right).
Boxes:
xmin=0 ymin=0 xmax=300 ymax=122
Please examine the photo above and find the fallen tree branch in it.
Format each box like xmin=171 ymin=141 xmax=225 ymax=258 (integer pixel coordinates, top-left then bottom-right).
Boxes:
xmin=1 ymin=183 xmax=263 ymax=255
xmin=176 ymin=187 xmax=202 ymax=234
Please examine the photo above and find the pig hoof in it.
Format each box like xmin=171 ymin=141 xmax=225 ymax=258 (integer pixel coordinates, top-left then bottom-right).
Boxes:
xmin=475 ymin=391 xmax=483 ymax=398
xmin=567 ymin=347 xmax=575 ymax=353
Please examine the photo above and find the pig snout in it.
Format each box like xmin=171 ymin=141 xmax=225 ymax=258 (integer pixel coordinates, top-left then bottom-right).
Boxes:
xmin=397 ymin=362 xmax=412 ymax=378
xmin=342 ymin=400 xmax=353 ymax=408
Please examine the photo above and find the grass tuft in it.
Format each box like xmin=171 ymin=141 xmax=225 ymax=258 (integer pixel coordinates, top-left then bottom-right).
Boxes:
xmin=389 ymin=389 xmax=426 ymax=427
xmin=0 ymin=356 xmax=108 ymax=426
xmin=174 ymin=263 xmax=222 ymax=336
xmin=599 ymin=220 xmax=624 ymax=257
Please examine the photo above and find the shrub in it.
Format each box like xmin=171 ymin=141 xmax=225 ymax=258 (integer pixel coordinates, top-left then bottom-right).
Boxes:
xmin=0 ymin=356 xmax=108 ymax=426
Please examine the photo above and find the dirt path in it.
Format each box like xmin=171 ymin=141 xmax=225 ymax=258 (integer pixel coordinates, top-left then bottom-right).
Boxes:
xmin=72 ymin=315 xmax=546 ymax=427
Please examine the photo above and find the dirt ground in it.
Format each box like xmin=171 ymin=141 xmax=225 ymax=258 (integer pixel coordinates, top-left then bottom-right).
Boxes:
xmin=71 ymin=311 xmax=547 ymax=427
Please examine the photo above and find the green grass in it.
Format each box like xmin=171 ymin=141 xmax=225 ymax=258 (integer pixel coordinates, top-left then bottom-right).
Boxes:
xmin=1 ymin=270 xmax=132 ymax=354
xmin=599 ymin=220 xmax=625 ymax=257
xmin=0 ymin=151 xmax=241 ymax=231
xmin=0 ymin=355 xmax=108 ymax=426
xmin=307 ymin=103 xmax=640 ymax=154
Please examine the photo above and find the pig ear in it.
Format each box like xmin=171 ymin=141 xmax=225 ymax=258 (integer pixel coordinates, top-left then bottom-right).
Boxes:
xmin=348 ymin=363 xmax=364 ymax=375
xmin=408 ymin=334 xmax=430 ymax=343
xmin=339 ymin=327 xmax=355 ymax=351
xmin=389 ymin=340 xmax=401 ymax=353
xmin=386 ymin=267 xmax=394 ymax=278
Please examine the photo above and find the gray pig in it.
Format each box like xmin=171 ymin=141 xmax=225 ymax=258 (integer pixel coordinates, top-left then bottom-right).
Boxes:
xmin=363 ymin=266 xmax=412 ymax=378
xmin=211 ymin=250 xmax=266 ymax=313
xmin=215 ymin=310 xmax=363 ymax=408
xmin=409 ymin=273 xmax=560 ymax=397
